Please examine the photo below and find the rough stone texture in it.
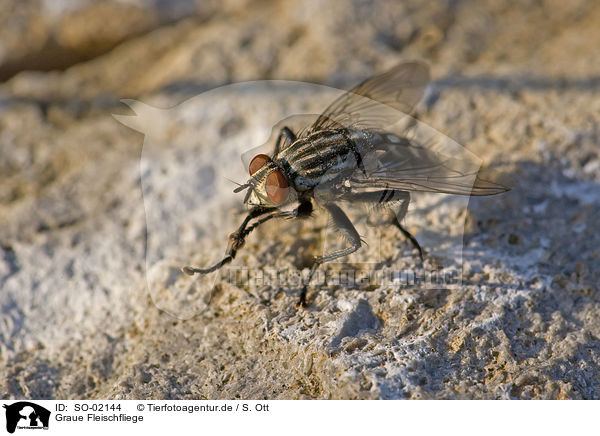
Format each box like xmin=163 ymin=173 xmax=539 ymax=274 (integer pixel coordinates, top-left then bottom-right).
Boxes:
xmin=1 ymin=0 xmax=599 ymax=399
xmin=0 ymin=0 xmax=252 ymax=81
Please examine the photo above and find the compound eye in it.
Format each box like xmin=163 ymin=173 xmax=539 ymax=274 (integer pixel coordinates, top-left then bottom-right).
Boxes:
xmin=249 ymin=154 xmax=269 ymax=176
xmin=265 ymin=170 xmax=289 ymax=204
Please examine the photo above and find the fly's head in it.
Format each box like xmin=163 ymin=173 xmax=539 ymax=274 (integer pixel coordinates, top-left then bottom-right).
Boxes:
xmin=235 ymin=153 xmax=296 ymax=208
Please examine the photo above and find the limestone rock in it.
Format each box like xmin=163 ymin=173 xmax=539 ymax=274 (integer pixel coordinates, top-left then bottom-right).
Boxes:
xmin=1 ymin=0 xmax=599 ymax=399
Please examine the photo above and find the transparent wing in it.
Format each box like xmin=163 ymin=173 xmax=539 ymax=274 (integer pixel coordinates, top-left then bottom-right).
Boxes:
xmin=351 ymin=118 xmax=511 ymax=196
xmin=309 ymin=61 xmax=430 ymax=133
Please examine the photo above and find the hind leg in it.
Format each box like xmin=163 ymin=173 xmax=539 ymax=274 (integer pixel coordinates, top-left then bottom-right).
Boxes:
xmin=341 ymin=189 xmax=424 ymax=260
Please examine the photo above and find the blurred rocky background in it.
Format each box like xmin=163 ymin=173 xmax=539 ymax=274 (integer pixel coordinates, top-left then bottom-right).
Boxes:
xmin=1 ymin=0 xmax=599 ymax=399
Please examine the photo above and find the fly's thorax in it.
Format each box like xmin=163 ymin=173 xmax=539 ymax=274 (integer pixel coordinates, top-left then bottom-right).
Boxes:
xmin=282 ymin=129 xmax=367 ymax=191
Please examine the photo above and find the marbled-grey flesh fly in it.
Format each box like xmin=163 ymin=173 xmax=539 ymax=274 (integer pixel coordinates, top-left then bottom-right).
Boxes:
xmin=183 ymin=61 xmax=509 ymax=307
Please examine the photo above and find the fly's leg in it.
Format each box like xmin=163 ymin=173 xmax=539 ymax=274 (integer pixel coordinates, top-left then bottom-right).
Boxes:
xmin=182 ymin=206 xmax=275 ymax=275
xmin=394 ymin=221 xmax=423 ymax=261
xmin=299 ymin=202 xmax=361 ymax=307
xmin=341 ymin=189 xmax=423 ymax=261
xmin=274 ymin=126 xmax=297 ymax=156
xmin=182 ymin=202 xmax=311 ymax=276
xmin=242 ymin=202 xmax=310 ymax=235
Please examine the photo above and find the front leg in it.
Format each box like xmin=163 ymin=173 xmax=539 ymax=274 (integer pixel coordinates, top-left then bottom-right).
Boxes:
xmin=182 ymin=202 xmax=311 ymax=276
xmin=182 ymin=206 xmax=275 ymax=275
xmin=299 ymin=202 xmax=361 ymax=307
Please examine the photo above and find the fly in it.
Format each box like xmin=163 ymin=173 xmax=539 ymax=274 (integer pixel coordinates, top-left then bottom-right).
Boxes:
xmin=182 ymin=61 xmax=509 ymax=307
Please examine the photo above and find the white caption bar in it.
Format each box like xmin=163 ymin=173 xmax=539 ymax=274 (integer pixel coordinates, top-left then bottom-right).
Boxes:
xmin=0 ymin=400 xmax=594 ymax=435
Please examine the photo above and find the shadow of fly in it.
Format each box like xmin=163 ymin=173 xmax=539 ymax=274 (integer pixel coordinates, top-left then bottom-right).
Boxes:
xmin=183 ymin=61 xmax=509 ymax=307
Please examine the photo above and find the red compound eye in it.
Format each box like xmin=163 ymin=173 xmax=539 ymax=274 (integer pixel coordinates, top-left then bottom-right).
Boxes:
xmin=265 ymin=170 xmax=289 ymax=204
xmin=249 ymin=154 xmax=269 ymax=176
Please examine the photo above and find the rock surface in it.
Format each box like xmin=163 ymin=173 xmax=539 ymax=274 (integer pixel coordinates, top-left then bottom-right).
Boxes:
xmin=0 ymin=0 xmax=248 ymax=81
xmin=1 ymin=0 xmax=599 ymax=399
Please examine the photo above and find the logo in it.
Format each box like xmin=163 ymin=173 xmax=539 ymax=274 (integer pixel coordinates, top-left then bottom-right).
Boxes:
xmin=2 ymin=402 xmax=50 ymax=433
